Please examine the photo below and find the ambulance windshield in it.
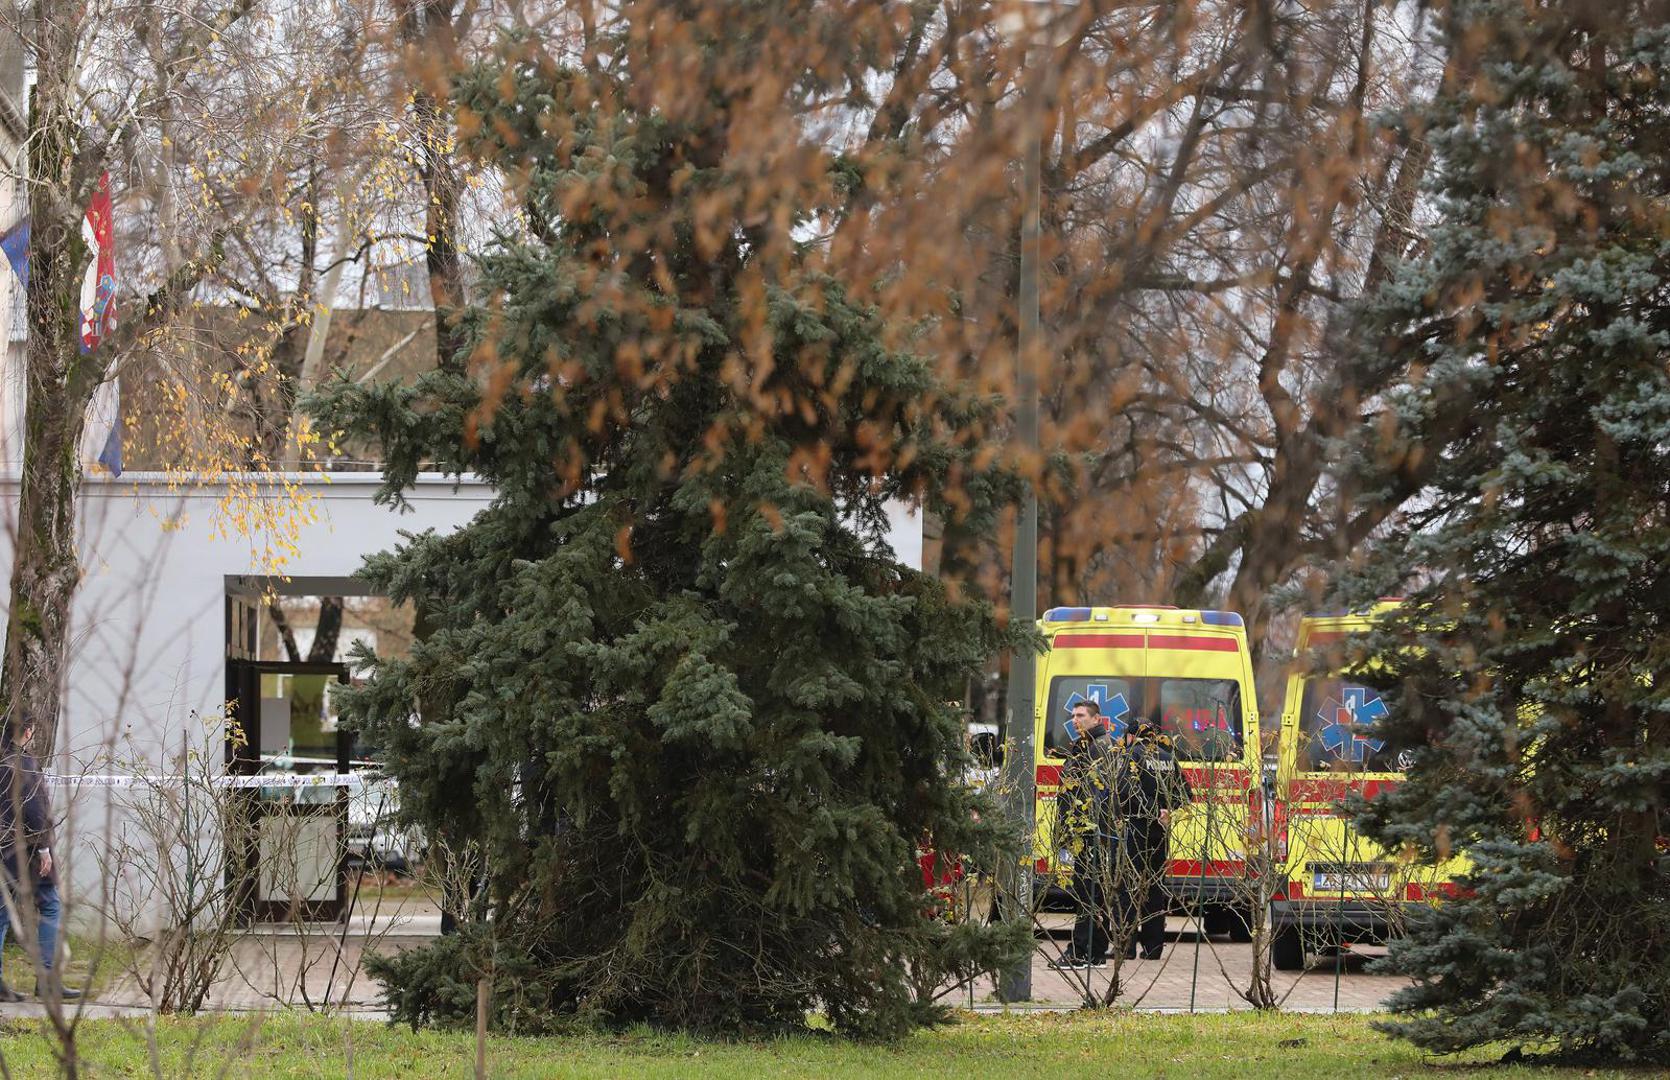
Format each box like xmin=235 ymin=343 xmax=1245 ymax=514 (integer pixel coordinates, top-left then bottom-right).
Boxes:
xmin=1156 ymin=678 xmax=1242 ymax=762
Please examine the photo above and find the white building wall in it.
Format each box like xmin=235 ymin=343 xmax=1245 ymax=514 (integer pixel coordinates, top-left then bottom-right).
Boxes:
xmin=41 ymin=474 xmax=493 ymax=769
xmin=0 ymin=473 xmax=497 ymax=932
xmin=0 ymin=472 xmax=921 ymax=930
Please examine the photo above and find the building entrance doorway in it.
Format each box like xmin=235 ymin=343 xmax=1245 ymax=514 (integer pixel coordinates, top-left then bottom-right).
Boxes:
xmin=226 ymin=658 xmax=350 ymax=922
xmin=225 ymin=574 xmax=420 ymax=923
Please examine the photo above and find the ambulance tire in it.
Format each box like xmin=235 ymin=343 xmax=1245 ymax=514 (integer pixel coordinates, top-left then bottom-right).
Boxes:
xmin=1204 ymin=905 xmax=1255 ymax=943
xmin=1271 ymin=925 xmax=1306 ymax=971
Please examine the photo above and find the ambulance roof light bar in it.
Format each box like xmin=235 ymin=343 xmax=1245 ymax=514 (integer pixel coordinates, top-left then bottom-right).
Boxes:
xmin=1302 ymin=598 xmax=1405 ymax=619
xmin=1041 ymin=606 xmax=1244 ymax=625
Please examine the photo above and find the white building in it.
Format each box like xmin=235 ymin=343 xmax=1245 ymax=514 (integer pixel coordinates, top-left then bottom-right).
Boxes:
xmin=0 ymin=471 xmax=922 ymax=929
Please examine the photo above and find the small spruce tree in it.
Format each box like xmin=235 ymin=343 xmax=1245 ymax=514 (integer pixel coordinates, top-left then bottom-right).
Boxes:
xmin=309 ymin=13 xmax=1024 ymax=1037
xmin=1339 ymin=0 xmax=1670 ymax=1062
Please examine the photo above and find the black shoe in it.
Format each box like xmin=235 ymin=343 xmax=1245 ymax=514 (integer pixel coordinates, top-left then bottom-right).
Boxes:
xmin=0 ymin=982 xmax=23 ymax=1003
xmin=1140 ymin=949 xmax=1163 ymax=961
xmin=35 ymin=979 xmax=82 ymax=1001
xmin=1049 ymin=954 xmax=1107 ymax=970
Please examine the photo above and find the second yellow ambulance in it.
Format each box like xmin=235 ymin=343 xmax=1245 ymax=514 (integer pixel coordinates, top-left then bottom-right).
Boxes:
xmin=1270 ymin=602 xmax=1467 ymax=969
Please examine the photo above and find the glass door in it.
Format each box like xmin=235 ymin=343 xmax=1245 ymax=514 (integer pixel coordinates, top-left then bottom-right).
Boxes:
xmin=228 ymin=660 xmax=350 ymax=922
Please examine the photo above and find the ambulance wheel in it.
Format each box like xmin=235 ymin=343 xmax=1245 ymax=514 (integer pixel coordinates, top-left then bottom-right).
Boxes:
xmin=1204 ymin=906 xmax=1255 ymax=942
xmin=1272 ymin=925 xmax=1306 ymax=971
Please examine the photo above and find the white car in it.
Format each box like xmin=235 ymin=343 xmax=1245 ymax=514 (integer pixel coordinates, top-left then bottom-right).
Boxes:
xmin=346 ymin=777 xmax=425 ymax=873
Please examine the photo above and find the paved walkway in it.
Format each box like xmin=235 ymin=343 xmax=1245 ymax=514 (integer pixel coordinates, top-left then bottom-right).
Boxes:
xmin=946 ymin=916 xmax=1407 ymax=1013
xmin=0 ymin=911 xmax=1403 ymax=1022
xmin=0 ymin=908 xmax=438 ymax=1022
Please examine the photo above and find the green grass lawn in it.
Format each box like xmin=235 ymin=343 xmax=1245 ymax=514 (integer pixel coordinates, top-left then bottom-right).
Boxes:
xmin=344 ymin=872 xmax=443 ymax=914
xmin=0 ymin=1010 xmax=1658 ymax=1079
xmin=2 ymin=934 xmax=136 ymax=998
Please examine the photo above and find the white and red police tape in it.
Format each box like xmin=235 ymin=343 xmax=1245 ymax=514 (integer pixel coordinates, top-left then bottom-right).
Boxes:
xmin=46 ymin=773 xmax=387 ymax=789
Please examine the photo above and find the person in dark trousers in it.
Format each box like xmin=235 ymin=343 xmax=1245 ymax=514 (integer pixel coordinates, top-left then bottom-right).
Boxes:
xmin=1112 ymin=720 xmax=1192 ymax=961
xmin=0 ymin=713 xmax=80 ymax=1002
xmin=1050 ymin=699 xmax=1118 ymax=970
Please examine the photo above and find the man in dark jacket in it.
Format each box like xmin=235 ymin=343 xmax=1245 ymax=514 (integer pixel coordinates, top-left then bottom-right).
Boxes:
xmin=0 ymin=714 xmax=78 ymax=1002
xmin=1050 ymin=699 xmax=1118 ymax=969
xmin=1111 ymin=720 xmax=1192 ymax=960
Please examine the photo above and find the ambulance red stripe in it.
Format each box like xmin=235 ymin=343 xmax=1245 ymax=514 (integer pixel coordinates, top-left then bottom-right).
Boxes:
xmin=1168 ymin=859 xmax=1244 ymax=878
xmin=1052 ymin=634 xmax=1144 ymax=649
xmin=1288 ymin=778 xmax=1400 ymax=803
xmin=1051 ymin=633 xmax=1240 ymax=652
xmin=1146 ymin=634 xmax=1240 ymax=652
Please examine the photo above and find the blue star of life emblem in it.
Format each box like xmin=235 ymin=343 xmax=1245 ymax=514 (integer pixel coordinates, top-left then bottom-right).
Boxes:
xmin=1065 ymin=684 xmax=1131 ymax=738
xmin=1318 ymin=686 xmax=1388 ymax=763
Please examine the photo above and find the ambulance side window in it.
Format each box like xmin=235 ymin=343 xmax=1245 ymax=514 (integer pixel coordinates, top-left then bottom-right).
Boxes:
xmin=1156 ymin=678 xmax=1242 ymax=762
xmin=1043 ymin=676 xmax=1138 ymax=757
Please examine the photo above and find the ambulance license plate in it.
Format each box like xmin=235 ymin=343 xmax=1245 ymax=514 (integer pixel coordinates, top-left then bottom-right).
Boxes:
xmin=1313 ymin=866 xmax=1390 ymax=892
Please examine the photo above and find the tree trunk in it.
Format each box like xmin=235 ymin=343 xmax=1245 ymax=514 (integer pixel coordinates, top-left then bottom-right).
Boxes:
xmin=278 ymin=212 xmax=349 ymax=469
xmin=0 ymin=43 xmax=100 ymax=757
xmin=397 ymin=0 xmax=468 ymax=373
xmin=266 ymin=597 xmax=345 ymax=663
xmin=474 ymin=973 xmax=489 ymax=1079
xmin=308 ymin=597 xmax=344 ymax=664
xmin=2 ymin=355 xmax=92 ymax=758
xmin=269 ymin=601 xmax=302 ymax=663
xmin=261 ymin=164 xmax=319 ymax=468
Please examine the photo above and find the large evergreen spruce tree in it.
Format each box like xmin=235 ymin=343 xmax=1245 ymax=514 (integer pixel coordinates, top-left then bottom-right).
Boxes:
xmin=310 ymin=11 xmax=1023 ymax=1036
xmin=1340 ymin=0 xmax=1670 ymax=1061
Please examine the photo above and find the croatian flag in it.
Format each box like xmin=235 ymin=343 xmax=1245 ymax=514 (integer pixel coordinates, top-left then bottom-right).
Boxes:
xmin=0 ymin=175 xmax=121 ymax=475
xmin=81 ymin=174 xmax=121 ymax=476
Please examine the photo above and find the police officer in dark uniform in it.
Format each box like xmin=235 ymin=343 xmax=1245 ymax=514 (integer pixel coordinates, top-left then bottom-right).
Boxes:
xmin=1050 ymin=699 xmax=1118 ymax=969
xmin=1112 ymin=719 xmax=1192 ymax=960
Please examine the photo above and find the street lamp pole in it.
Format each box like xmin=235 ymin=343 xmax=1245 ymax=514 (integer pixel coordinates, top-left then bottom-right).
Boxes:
xmin=998 ymin=5 xmax=1046 ymax=1005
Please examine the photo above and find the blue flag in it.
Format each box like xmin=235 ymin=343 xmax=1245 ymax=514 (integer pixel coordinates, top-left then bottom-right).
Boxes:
xmin=1 ymin=218 xmax=27 ymax=290
xmin=97 ymin=416 xmax=121 ymax=476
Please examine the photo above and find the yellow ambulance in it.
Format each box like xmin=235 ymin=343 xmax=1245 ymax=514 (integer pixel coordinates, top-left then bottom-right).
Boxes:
xmin=1270 ymin=602 xmax=1466 ymax=969
xmin=1033 ymin=606 xmax=1263 ymax=936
